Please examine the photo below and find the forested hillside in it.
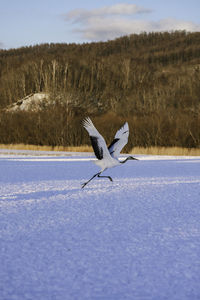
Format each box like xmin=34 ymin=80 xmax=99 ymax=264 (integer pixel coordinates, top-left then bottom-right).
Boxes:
xmin=0 ymin=31 xmax=200 ymax=149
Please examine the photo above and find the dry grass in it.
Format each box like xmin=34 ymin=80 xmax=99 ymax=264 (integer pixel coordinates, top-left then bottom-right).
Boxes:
xmin=0 ymin=144 xmax=93 ymax=152
xmin=0 ymin=144 xmax=200 ymax=156
xmin=130 ymin=146 xmax=200 ymax=156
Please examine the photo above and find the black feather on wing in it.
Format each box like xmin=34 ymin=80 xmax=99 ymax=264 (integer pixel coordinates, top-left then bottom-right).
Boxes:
xmin=90 ymin=136 xmax=104 ymax=160
xmin=108 ymin=138 xmax=120 ymax=156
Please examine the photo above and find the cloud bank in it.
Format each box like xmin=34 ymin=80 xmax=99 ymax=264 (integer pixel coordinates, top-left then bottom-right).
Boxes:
xmin=64 ymin=3 xmax=200 ymax=41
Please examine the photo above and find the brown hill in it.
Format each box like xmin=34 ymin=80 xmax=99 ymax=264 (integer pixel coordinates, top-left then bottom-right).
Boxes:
xmin=0 ymin=31 xmax=200 ymax=149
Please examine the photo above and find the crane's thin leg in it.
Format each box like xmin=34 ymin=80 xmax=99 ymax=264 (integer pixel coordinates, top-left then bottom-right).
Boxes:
xmin=81 ymin=172 xmax=113 ymax=188
xmin=81 ymin=172 xmax=101 ymax=189
xmin=97 ymin=174 xmax=113 ymax=182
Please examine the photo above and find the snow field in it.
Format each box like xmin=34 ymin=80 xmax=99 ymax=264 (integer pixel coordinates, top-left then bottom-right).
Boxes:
xmin=0 ymin=153 xmax=200 ymax=299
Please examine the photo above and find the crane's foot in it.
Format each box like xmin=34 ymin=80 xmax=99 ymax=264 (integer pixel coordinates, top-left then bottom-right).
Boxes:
xmin=81 ymin=173 xmax=113 ymax=189
xmin=97 ymin=174 xmax=113 ymax=182
xmin=81 ymin=182 xmax=88 ymax=189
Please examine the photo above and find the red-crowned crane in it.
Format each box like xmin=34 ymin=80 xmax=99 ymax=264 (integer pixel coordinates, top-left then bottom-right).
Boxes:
xmin=82 ymin=117 xmax=138 ymax=188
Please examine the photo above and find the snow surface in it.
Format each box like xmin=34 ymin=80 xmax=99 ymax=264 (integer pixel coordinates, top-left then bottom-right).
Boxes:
xmin=0 ymin=150 xmax=200 ymax=300
xmin=6 ymin=93 xmax=49 ymax=112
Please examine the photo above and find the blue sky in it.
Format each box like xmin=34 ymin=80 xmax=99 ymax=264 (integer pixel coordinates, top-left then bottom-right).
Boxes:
xmin=0 ymin=0 xmax=200 ymax=49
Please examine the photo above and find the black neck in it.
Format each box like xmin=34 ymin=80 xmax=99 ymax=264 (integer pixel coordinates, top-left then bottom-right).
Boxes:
xmin=120 ymin=156 xmax=138 ymax=163
xmin=120 ymin=157 xmax=130 ymax=164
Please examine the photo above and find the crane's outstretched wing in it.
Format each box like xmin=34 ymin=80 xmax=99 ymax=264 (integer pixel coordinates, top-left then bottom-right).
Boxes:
xmin=108 ymin=122 xmax=129 ymax=158
xmin=83 ymin=117 xmax=111 ymax=160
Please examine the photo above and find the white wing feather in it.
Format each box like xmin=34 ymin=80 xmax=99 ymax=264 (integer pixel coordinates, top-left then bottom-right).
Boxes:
xmin=83 ymin=117 xmax=111 ymax=160
xmin=108 ymin=122 xmax=129 ymax=158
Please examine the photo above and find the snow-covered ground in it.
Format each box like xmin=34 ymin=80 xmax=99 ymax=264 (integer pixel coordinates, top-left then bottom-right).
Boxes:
xmin=0 ymin=150 xmax=200 ymax=300
xmin=6 ymin=93 xmax=49 ymax=112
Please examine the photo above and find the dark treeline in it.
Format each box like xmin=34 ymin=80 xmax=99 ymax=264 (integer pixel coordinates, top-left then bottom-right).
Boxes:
xmin=0 ymin=31 xmax=200 ymax=149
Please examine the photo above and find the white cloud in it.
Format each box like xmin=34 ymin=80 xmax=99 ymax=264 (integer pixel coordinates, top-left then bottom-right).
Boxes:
xmin=64 ymin=3 xmax=200 ymax=42
xmin=0 ymin=42 xmax=4 ymax=49
xmin=157 ymin=18 xmax=200 ymax=32
xmin=66 ymin=4 xmax=151 ymax=22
